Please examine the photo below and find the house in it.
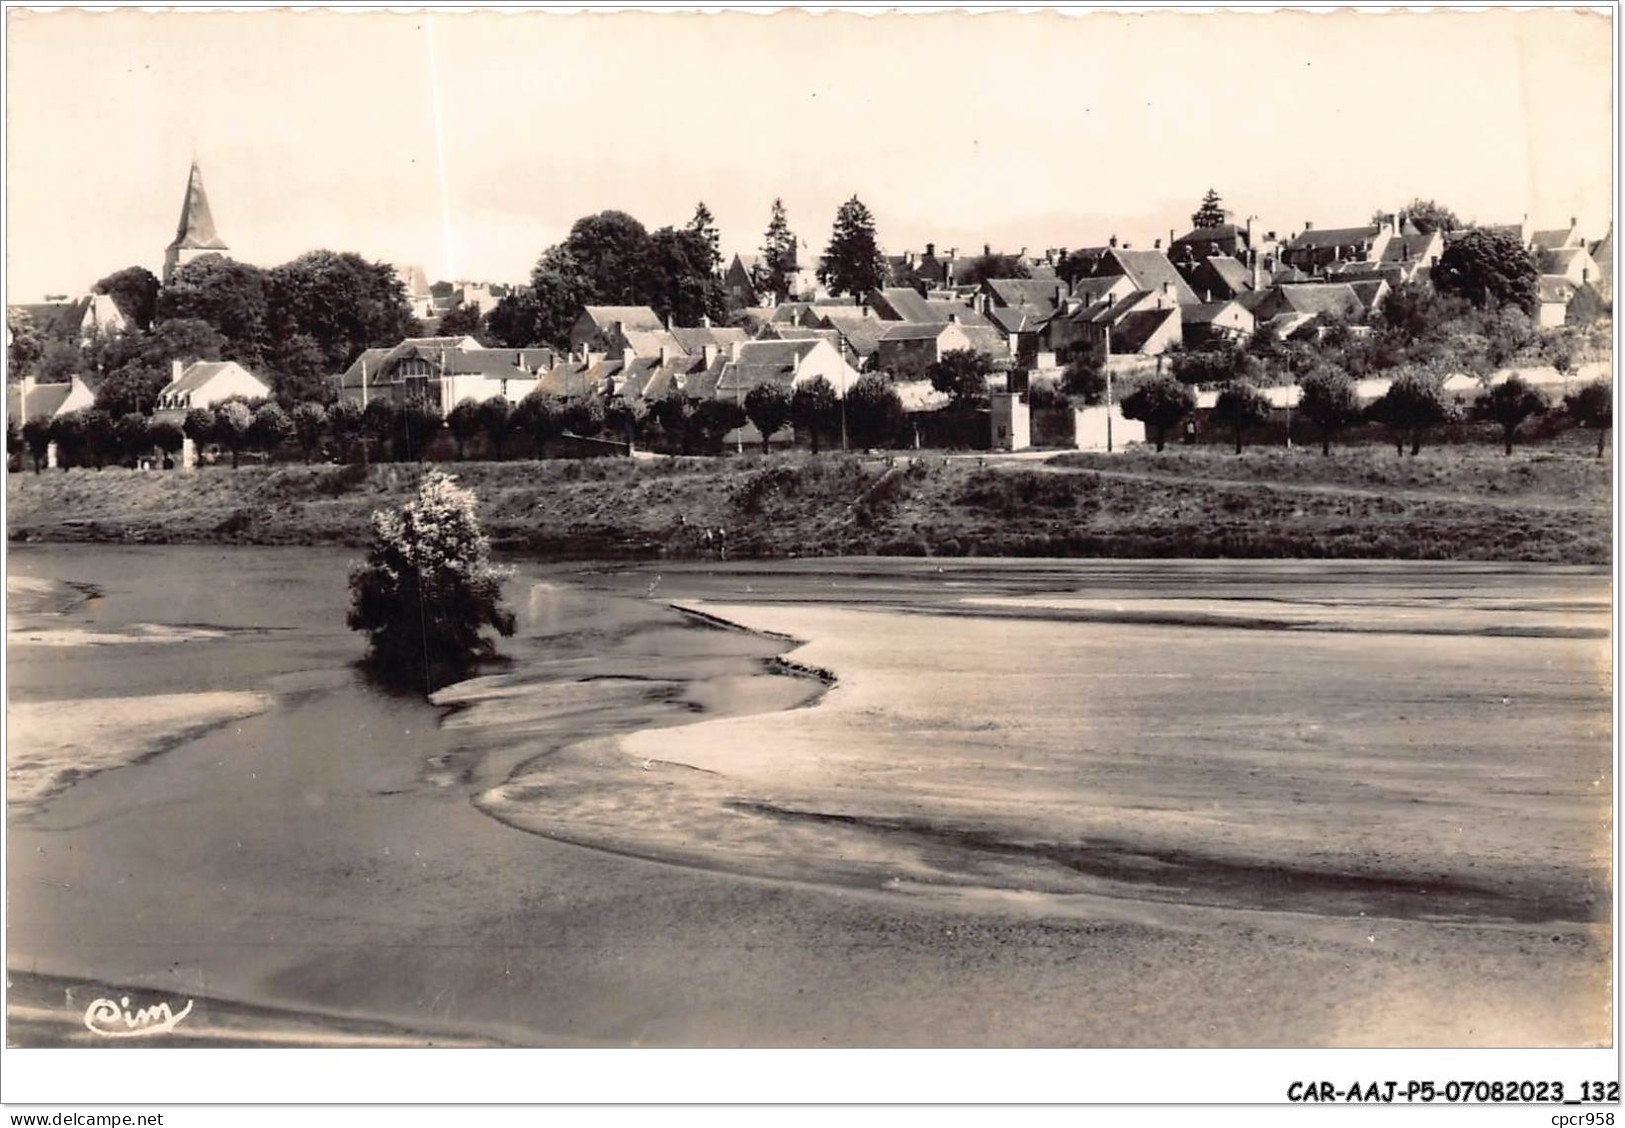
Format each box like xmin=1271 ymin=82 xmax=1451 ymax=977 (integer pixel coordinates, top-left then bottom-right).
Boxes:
xmin=866 ymin=287 xmax=938 ymax=323
xmin=815 ymin=306 xmax=892 ymax=369
xmin=1536 ymin=276 xmax=1579 ymax=329
xmin=1531 ymin=217 xmax=1584 ymax=255
xmin=713 ymin=339 xmax=861 ymax=401
xmin=1169 ymin=223 xmax=1251 ymax=262
xmin=1587 ymin=227 xmax=1613 ymax=305
xmin=6 ymin=374 xmax=95 ymax=423
xmin=569 ymin=306 xmax=687 ymax=359
xmin=1078 ymin=247 xmax=1202 ymax=306
xmin=1538 ymin=245 xmax=1603 ymax=290
xmin=1180 ymin=301 xmax=1255 ymax=347
xmin=1066 ymin=289 xmax=1183 ymax=368
xmin=1280 ymin=221 xmax=1394 ymax=275
xmin=669 ymin=319 xmax=750 ymax=355
xmin=9 ymin=293 xmax=129 ymax=346
xmin=1247 ymin=282 xmax=1366 ymax=323
xmin=1042 ymin=275 xmax=1140 ymax=358
xmin=1378 ymin=228 xmax=1445 ymax=281
xmin=876 ymin=322 xmax=977 ymax=374
xmin=154 ymin=360 xmax=274 ymax=419
xmin=334 ymin=336 xmax=547 ymax=414
xmin=1177 ymin=255 xmax=1257 ymax=302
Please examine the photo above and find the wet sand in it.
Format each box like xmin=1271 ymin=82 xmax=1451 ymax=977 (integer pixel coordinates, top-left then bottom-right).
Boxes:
xmin=6 ymin=548 xmax=1614 ymax=1046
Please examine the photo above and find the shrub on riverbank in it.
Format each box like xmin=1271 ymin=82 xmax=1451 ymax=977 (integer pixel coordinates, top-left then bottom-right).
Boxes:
xmin=346 ymin=471 xmax=516 ymax=692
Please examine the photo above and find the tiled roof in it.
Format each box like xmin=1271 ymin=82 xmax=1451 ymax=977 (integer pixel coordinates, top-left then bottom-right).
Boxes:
xmin=621 ymin=327 xmax=688 ymax=358
xmin=1538 ymin=247 xmax=1589 ymax=275
xmin=669 ymin=324 xmax=749 ymax=352
xmin=958 ymin=325 xmax=1008 ymax=357
xmin=582 ymin=305 xmax=665 ymax=332
xmin=165 ymin=361 xmax=257 ymax=397
xmin=1278 ymin=283 xmax=1364 ymax=317
xmin=1530 ymin=226 xmax=1578 ymax=252
xmin=871 ymin=287 xmax=937 ymax=322
xmin=1380 ymin=231 xmax=1439 ymax=263
xmin=1349 ymin=280 xmax=1389 ymax=311
xmin=1172 ymin=223 xmax=1248 ymax=248
xmin=1106 ymin=249 xmax=1200 ymax=305
xmin=713 ymin=340 xmax=824 ymax=396
xmin=6 ymin=380 xmax=75 ymax=422
xmin=881 ymin=322 xmax=954 ymax=342
xmin=924 ymin=301 xmax=992 ymax=326
xmin=1110 ymin=308 xmax=1178 ymax=354
xmin=1180 ymin=301 xmax=1242 ymax=325
xmin=983 ymin=278 xmax=1063 ymax=310
xmin=1285 ymin=225 xmax=1381 ymax=251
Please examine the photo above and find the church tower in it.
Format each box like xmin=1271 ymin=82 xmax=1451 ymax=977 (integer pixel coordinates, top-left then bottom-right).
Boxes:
xmin=162 ymin=160 xmax=229 ymax=283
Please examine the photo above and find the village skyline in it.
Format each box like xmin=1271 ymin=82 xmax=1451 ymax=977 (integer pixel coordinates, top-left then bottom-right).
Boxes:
xmin=6 ymin=7 xmax=1614 ymax=301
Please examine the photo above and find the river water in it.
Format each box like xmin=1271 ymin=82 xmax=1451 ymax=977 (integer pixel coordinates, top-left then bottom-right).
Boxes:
xmin=5 ymin=546 xmax=1613 ymax=1046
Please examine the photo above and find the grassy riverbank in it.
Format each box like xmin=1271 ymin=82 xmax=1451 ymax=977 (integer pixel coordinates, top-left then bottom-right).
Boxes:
xmin=5 ymin=445 xmax=1612 ymax=562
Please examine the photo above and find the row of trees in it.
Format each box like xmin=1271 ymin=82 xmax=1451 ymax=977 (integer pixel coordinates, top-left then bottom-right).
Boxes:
xmin=1109 ymin=369 xmax=1613 ymax=458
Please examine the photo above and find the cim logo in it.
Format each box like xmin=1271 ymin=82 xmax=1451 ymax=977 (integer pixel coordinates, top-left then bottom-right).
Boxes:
xmin=82 ymin=994 xmax=194 ymax=1038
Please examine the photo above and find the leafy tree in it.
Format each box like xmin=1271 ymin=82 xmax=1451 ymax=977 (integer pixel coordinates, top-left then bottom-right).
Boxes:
xmin=7 ymin=310 xmax=44 ymax=381
xmin=525 ymin=247 xmax=593 ymax=349
xmin=361 ymin=399 xmax=397 ymax=461
xmin=1062 ymin=343 xmax=1107 ymax=404
xmin=1210 ymin=381 xmax=1272 ymax=454
xmin=687 ymin=201 xmax=722 ymax=274
xmin=21 ymin=418 xmax=51 ymax=472
xmin=1434 ymin=228 xmax=1538 ymax=314
xmin=264 ymin=250 xmax=418 ymax=373
xmin=649 ymin=226 xmax=728 ymax=327
xmin=267 ymin=332 xmax=334 ymax=407
xmin=47 ymin=411 xmax=89 ymax=468
xmin=690 ymin=399 xmax=747 ymax=453
xmin=149 ymin=420 xmax=184 ymax=465
xmin=956 ymin=254 xmax=1030 ymax=286
xmin=347 ymin=470 xmax=516 ymax=691
xmin=648 ymin=386 xmax=696 ymax=453
xmin=790 ymin=375 xmax=840 ymax=453
xmin=486 ymin=289 xmax=546 ymax=348
xmin=1472 ymin=374 xmax=1549 ymax=455
xmin=288 ymin=402 xmax=328 ymax=463
xmin=845 ymin=373 xmax=904 ymax=449
xmin=91 ymin=317 xmax=227 ymax=418
xmin=560 ymin=396 xmax=606 ymax=438
xmin=1367 ymin=368 xmax=1451 ymax=455
xmin=250 ymin=402 xmax=295 ymax=460
xmin=1298 ymin=367 xmax=1363 ymax=455
xmin=93 ymin=266 xmax=161 ymax=330
xmin=393 ymin=401 xmax=442 ymax=463
xmin=743 ymin=382 xmax=792 ymax=452
xmin=817 ymin=196 xmax=885 ymax=298
xmin=437 ymin=301 xmax=487 ymax=341
xmin=1373 ymin=198 xmax=1459 ymax=235
xmin=481 ymin=396 xmax=522 ymax=460
xmin=603 ymin=396 xmax=648 ymax=447
xmin=1565 ymin=285 xmax=1609 ymax=327
xmin=183 ymin=407 xmax=216 ymax=448
xmin=157 ymin=256 xmax=271 ymax=364
xmin=327 ymin=399 xmax=365 ymax=462
xmin=7 ymin=418 xmax=21 ymax=469
xmin=1564 ymin=379 xmax=1612 ymax=458
xmin=214 ymin=401 xmax=254 ymax=467
xmin=927 ymin=348 xmax=993 ymax=410
xmin=564 ymin=211 xmax=660 ymax=304
xmin=1191 ymin=189 xmax=1227 ymax=229
xmin=82 ymin=409 xmax=116 ymax=469
xmin=758 ymin=198 xmax=798 ymax=303
xmin=1378 ymin=279 xmax=1468 ymax=344
xmin=113 ymin=412 xmax=150 ymax=465
xmin=446 ymin=399 xmax=483 ymax=460
xmin=1168 ymin=340 xmax=1263 ymax=386
xmin=1119 ymin=374 xmax=1197 ymax=451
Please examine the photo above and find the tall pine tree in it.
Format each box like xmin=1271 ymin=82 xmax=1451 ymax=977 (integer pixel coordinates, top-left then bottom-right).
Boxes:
xmin=687 ymin=202 xmax=722 ymax=275
xmin=1191 ymin=189 xmax=1227 ymax=229
xmin=758 ymin=198 xmax=798 ymax=302
xmin=817 ymin=196 xmax=885 ymax=298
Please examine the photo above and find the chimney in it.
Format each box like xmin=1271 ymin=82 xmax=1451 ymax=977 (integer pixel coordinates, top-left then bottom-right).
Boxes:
xmin=703 ymin=343 xmax=718 ymax=367
xmin=172 ymin=359 xmax=183 ymax=383
xmin=730 ymin=340 xmax=743 ymax=363
xmin=1019 ymin=246 xmax=1027 ymax=259
xmin=983 ymin=243 xmax=991 ymax=257
xmin=948 ymin=312 xmax=960 ymax=324
xmin=1153 ymin=238 xmax=1162 ymax=250
xmin=621 ymin=346 xmax=636 ymax=369
xmin=659 ymin=344 xmax=671 ymax=366
xmin=925 ymin=242 xmax=935 ymax=258
xmin=1109 ymin=235 xmax=1118 ymax=248
xmin=1169 ymin=229 xmax=1176 ymax=249
xmin=700 ymin=314 xmax=711 ymax=329
xmin=948 ymin=247 xmax=958 ymax=261
xmin=1055 ymin=283 xmax=1067 ymax=306
xmin=1304 ymin=221 xmax=1313 ymax=231
xmin=20 ymin=373 xmax=35 ymax=398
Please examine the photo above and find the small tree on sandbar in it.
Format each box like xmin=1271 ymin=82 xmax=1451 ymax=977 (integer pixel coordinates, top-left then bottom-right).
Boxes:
xmin=347 ymin=471 xmax=516 ymax=692
xmin=1298 ymin=366 xmax=1362 ymax=455
xmin=1119 ymin=374 xmax=1196 ymax=452
xmin=1210 ymin=380 xmax=1272 ymax=454
xmin=1471 ymin=374 xmax=1549 ymax=456
xmin=1565 ymin=379 xmax=1612 ymax=458
xmin=743 ymin=382 xmax=791 ymax=452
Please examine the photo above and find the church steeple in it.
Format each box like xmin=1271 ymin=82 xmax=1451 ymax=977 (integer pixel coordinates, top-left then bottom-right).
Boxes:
xmin=163 ymin=160 xmax=229 ymax=283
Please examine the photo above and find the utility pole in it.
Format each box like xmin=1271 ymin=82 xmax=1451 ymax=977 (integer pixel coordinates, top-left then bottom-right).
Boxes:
xmin=1103 ymin=326 xmax=1113 ymax=453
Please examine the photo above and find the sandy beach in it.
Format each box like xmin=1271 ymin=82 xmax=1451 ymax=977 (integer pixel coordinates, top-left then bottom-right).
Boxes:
xmin=6 ymin=547 xmax=1613 ymax=1046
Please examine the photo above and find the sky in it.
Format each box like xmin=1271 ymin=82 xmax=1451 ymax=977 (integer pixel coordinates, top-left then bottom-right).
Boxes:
xmin=5 ymin=6 xmax=1615 ymax=301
